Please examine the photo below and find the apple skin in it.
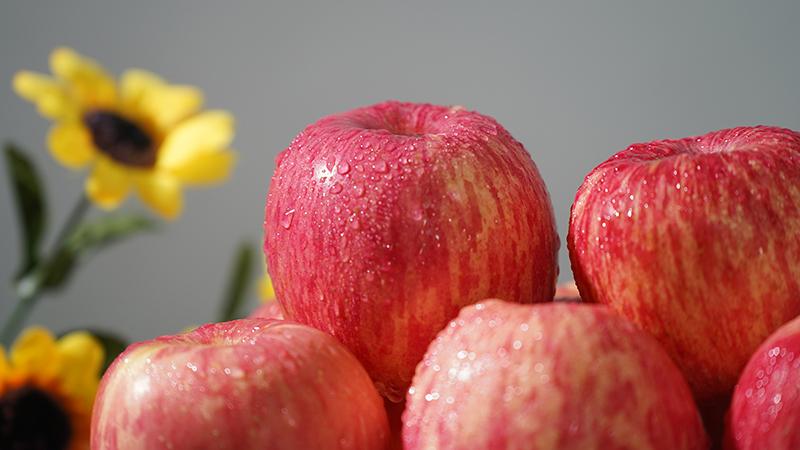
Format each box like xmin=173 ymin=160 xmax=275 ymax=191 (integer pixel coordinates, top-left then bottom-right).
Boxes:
xmin=726 ymin=315 xmax=800 ymax=449
xmin=248 ymin=301 xmax=285 ymax=320
xmin=568 ymin=126 xmax=800 ymax=401
xmin=91 ymin=319 xmax=389 ymax=450
xmin=384 ymin=398 xmax=405 ymax=450
xmin=403 ymin=300 xmax=708 ymax=450
xmin=555 ymin=280 xmax=581 ymax=302
xmin=264 ymin=101 xmax=559 ymax=399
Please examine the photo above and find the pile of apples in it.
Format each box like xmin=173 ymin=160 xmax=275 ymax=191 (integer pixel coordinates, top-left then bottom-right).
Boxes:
xmin=90 ymin=102 xmax=800 ymax=450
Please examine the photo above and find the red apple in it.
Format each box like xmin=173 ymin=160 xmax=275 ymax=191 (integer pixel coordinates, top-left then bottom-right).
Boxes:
xmin=248 ymin=301 xmax=285 ymax=320
xmin=555 ymin=280 xmax=581 ymax=302
xmin=91 ymin=319 xmax=389 ymax=450
xmin=726 ymin=314 xmax=800 ymax=449
xmin=568 ymin=126 xmax=800 ymax=401
xmin=384 ymin=398 xmax=405 ymax=450
xmin=403 ymin=300 xmax=707 ymax=449
xmin=264 ymin=101 xmax=559 ymax=399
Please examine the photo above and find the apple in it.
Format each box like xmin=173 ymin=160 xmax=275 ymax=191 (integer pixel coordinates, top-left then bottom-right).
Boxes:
xmin=248 ymin=301 xmax=285 ymax=320
xmin=568 ymin=125 xmax=800 ymax=401
xmin=264 ymin=101 xmax=559 ymax=399
xmin=91 ymin=319 xmax=389 ymax=450
xmin=403 ymin=300 xmax=707 ymax=449
xmin=555 ymin=280 xmax=581 ymax=302
xmin=726 ymin=314 xmax=800 ymax=449
xmin=384 ymin=398 xmax=405 ymax=450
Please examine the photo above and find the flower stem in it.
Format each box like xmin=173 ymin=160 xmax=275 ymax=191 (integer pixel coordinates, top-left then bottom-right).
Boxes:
xmin=1 ymin=193 xmax=91 ymax=346
xmin=51 ymin=193 xmax=91 ymax=255
xmin=0 ymin=294 xmax=36 ymax=346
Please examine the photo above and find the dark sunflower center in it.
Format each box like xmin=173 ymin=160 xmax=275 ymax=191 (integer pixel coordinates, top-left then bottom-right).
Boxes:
xmin=84 ymin=110 xmax=156 ymax=167
xmin=0 ymin=385 xmax=72 ymax=450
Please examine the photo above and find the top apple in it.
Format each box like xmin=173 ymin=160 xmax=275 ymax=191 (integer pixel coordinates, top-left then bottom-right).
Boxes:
xmin=264 ymin=101 xmax=559 ymax=400
xmin=568 ymin=125 xmax=800 ymax=401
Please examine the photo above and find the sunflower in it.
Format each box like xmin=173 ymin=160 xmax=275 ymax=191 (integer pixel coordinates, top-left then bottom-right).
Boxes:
xmin=0 ymin=327 xmax=103 ymax=450
xmin=12 ymin=47 xmax=236 ymax=219
xmin=259 ymin=270 xmax=276 ymax=303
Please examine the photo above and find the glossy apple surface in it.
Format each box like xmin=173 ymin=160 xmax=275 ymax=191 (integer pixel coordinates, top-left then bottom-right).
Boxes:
xmin=264 ymin=101 xmax=559 ymax=399
xmin=569 ymin=126 xmax=800 ymax=400
xmin=726 ymin=315 xmax=800 ymax=449
xmin=403 ymin=300 xmax=707 ymax=450
xmin=91 ymin=319 xmax=389 ymax=450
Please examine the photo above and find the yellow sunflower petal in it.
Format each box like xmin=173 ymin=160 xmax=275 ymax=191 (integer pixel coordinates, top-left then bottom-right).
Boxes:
xmin=145 ymin=85 xmax=203 ymax=132
xmin=47 ymin=122 xmax=96 ymax=169
xmin=85 ymin=158 xmax=131 ymax=209
xmin=134 ymin=172 xmax=183 ymax=220
xmin=169 ymin=149 xmax=236 ymax=186
xmin=10 ymin=327 xmax=60 ymax=380
xmin=12 ymin=71 xmax=78 ymax=120
xmin=120 ymin=69 xmax=164 ymax=107
xmin=120 ymin=69 xmax=203 ymax=133
xmin=56 ymin=332 xmax=103 ymax=403
xmin=159 ymin=111 xmax=235 ymax=168
xmin=260 ymin=273 xmax=275 ymax=303
xmin=0 ymin=347 xmax=8 ymax=379
xmin=50 ymin=47 xmax=116 ymax=108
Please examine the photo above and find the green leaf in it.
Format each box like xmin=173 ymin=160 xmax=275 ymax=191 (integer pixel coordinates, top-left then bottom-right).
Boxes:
xmin=4 ymin=143 xmax=47 ymax=279
xmin=218 ymin=242 xmax=256 ymax=322
xmin=61 ymin=328 xmax=129 ymax=374
xmin=42 ymin=214 xmax=157 ymax=290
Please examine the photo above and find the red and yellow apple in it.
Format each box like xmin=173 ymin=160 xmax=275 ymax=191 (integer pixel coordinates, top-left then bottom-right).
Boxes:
xmin=726 ymin=314 xmax=800 ymax=449
xmin=91 ymin=319 xmax=389 ymax=450
xmin=568 ymin=126 xmax=800 ymax=401
xmin=264 ymin=101 xmax=559 ymax=399
xmin=403 ymin=300 xmax=707 ymax=449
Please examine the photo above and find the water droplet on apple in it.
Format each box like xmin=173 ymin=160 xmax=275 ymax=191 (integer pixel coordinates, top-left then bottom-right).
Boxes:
xmin=330 ymin=183 xmax=343 ymax=194
xmin=353 ymin=185 xmax=365 ymax=197
xmin=281 ymin=407 xmax=298 ymax=427
xmin=280 ymin=209 xmax=296 ymax=229
xmin=373 ymin=160 xmax=388 ymax=173
xmin=383 ymin=386 xmax=405 ymax=403
xmin=337 ymin=162 xmax=351 ymax=175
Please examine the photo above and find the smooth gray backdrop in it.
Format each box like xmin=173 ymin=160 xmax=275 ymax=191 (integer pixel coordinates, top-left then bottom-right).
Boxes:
xmin=1 ymin=1 xmax=799 ymax=341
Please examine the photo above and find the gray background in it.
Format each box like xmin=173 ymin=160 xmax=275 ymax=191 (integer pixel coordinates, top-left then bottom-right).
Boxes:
xmin=1 ymin=0 xmax=798 ymax=342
